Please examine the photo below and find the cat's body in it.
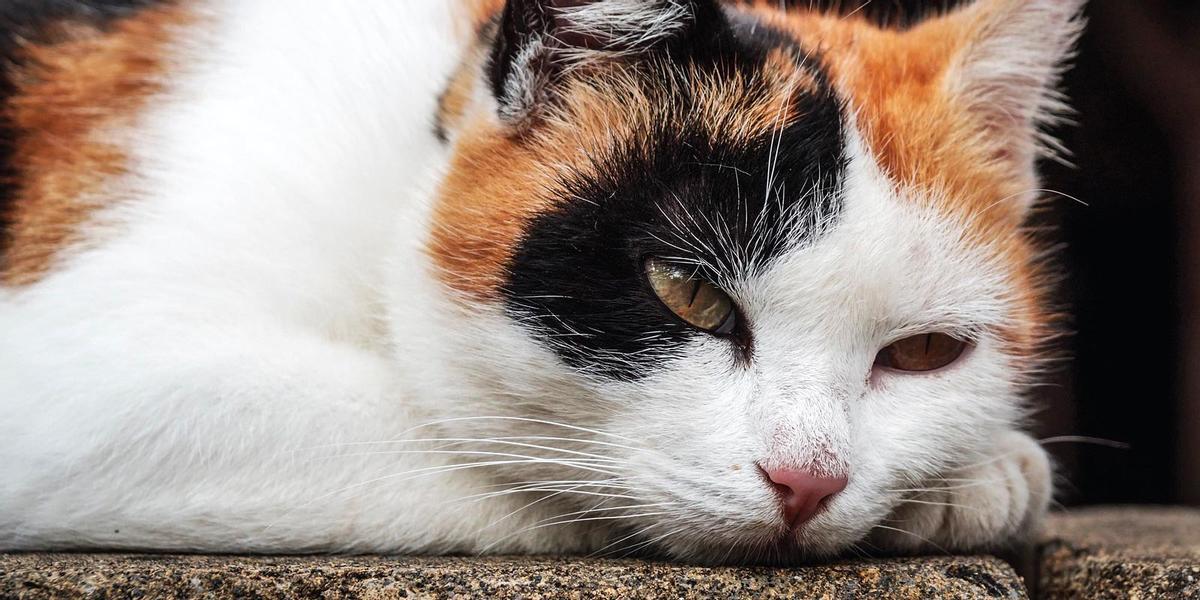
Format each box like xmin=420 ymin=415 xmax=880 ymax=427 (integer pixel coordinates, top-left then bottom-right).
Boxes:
xmin=0 ymin=0 xmax=1079 ymax=562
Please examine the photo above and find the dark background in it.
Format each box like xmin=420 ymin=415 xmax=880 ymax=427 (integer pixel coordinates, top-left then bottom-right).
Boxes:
xmin=805 ymin=0 xmax=1200 ymax=506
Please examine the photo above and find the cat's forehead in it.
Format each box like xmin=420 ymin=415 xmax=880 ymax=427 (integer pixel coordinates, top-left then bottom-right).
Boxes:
xmin=431 ymin=16 xmax=851 ymax=301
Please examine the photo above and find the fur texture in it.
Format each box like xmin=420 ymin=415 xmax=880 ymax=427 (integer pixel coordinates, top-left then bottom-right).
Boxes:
xmin=0 ymin=0 xmax=1080 ymax=563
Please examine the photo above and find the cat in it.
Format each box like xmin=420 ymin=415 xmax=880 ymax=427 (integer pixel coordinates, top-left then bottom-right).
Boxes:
xmin=0 ymin=0 xmax=1082 ymax=563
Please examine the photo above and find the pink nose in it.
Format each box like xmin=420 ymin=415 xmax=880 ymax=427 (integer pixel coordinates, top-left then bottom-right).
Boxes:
xmin=761 ymin=467 xmax=848 ymax=528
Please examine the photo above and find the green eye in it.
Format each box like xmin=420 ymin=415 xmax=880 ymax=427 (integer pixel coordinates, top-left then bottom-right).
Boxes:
xmin=644 ymin=258 xmax=736 ymax=335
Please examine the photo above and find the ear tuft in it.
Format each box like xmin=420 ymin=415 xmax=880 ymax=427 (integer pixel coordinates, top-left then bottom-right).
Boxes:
xmin=946 ymin=0 xmax=1087 ymax=170
xmin=488 ymin=0 xmax=700 ymax=125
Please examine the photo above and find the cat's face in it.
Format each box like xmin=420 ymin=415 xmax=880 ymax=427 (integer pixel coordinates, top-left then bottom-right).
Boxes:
xmin=421 ymin=0 xmax=1079 ymax=561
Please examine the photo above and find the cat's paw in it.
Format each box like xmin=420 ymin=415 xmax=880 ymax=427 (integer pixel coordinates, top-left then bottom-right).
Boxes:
xmin=871 ymin=430 xmax=1052 ymax=553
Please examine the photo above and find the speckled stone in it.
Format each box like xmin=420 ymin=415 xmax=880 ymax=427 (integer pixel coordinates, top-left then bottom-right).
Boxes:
xmin=0 ymin=554 xmax=1027 ymax=599
xmin=1039 ymin=506 xmax=1200 ymax=599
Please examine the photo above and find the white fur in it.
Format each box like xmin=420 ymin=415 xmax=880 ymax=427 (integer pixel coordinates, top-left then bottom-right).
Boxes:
xmin=1 ymin=0 xmax=1063 ymax=560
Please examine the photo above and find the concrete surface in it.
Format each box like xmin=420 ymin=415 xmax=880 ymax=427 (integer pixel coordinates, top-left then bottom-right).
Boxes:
xmin=4 ymin=507 xmax=1200 ymax=599
xmin=0 ymin=554 xmax=1026 ymax=599
xmin=1038 ymin=506 xmax=1200 ymax=599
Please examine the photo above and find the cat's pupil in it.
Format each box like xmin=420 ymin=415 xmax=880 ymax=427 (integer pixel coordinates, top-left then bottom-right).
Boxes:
xmin=645 ymin=258 xmax=737 ymax=335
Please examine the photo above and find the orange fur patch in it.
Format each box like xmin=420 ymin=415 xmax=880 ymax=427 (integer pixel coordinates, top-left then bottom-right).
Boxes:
xmin=428 ymin=123 xmax=555 ymax=299
xmin=737 ymin=1 xmax=1053 ymax=356
xmin=741 ymin=3 xmax=1031 ymax=236
xmin=0 ymin=6 xmax=190 ymax=286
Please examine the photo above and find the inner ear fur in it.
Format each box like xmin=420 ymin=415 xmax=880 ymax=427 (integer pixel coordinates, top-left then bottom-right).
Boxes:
xmin=486 ymin=0 xmax=719 ymax=125
xmin=937 ymin=0 xmax=1086 ymax=189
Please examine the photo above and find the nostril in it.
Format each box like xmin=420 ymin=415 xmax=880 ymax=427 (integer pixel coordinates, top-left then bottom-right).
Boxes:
xmin=758 ymin=465 xmax=788 ymax=495
xmin=769 ymin=480 xmax=794 ymax=500
xmin=758 ymin=465 xmax=849 ymax=529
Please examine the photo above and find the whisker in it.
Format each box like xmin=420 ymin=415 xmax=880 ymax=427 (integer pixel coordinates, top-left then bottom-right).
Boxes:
xmin=297 ymin=435 xmax=649 ymax=455
xmin=1038 ymin=435 xmax=1131 ymax=450
xmin=478 ymin=511 xmax=674 ymax=555
xmin=615 ymin=522 xmax=688 ymax=559
xmin=893 ymin=498 xmax=985 ymax=514
xmin=942 ymin=449 xmax=1033 ymax=473
xmin=387 ymin=416 xmax=636 ymax=442
xmin=477 ymin=476 xmax=666 ymax=533
xmin=588 ymin=522 xmax=667 ymax=558
xmin=845 ymin=541 xmax=871 ymax=560
xmin=871 ymin=524 xmax=946 ymax=553
xmin=887 ymin=478 xmax=1007 ymax=494
xmin=459 ymin=478 xmax=651 ymax=496
xmin=476 ymin=482 xmax=602 ymax=532
xmin=457 ymin=483 xmax=647 ymax=505
xmin=265 ymin=457 xmax=624 ymax=531
xmin=297 ymin=449 xmax=626 ymax=472
xmin=974 ymin=187 xmax=1089 ymax=220
xmin=303 ymin=438 xmax=629 ymax=464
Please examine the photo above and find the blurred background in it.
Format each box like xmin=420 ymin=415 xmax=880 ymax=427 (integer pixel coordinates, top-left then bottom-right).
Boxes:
xmin=808 ymin=0 xmax=1200 ymax=507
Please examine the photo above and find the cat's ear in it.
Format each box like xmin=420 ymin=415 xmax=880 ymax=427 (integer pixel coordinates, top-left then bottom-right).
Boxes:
xmin=487 ymin=0 xmax=711 ymax=125
xmin=941 ymin=0 xmax=1086 ymax=177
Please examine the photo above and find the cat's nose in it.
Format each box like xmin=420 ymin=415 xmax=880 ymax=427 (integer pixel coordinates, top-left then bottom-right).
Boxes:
xmin=759 ymin=466 xmax=848 ymax=528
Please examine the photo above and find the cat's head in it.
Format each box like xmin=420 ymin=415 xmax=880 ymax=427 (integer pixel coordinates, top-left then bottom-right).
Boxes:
xmin=419 ymin=0 xmax=1081 ymax=561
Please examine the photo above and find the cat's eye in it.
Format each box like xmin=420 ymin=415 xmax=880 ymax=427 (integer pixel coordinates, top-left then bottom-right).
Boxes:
xmin=644 ymin=258 xmax=736 ymax=335
xmin=875 ymin=333 xmax=969 ymax=373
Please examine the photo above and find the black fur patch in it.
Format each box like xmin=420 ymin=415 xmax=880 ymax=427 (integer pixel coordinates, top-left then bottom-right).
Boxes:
xmin=503 ymin=7 xmax=847 ymax=380
xmin=0 ymin=0 xmax=167 ymax=267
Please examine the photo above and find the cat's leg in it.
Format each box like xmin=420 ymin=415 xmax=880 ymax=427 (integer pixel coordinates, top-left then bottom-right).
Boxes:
xmin=0 ymin=322 xmax=602 ymax=554
xmin=0 ymin=326 xmax=434 ymax=551
xmin=870 ymin=430 xmax=1053 ymax=553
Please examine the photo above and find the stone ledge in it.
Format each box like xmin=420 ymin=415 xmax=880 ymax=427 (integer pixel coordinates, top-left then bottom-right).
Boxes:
xmin=1038 ymin=506 xmax=1200 ymax=599
xmin=0 ymin=554 xmax=1026 ymax=599
xmin=6 ymin=507 xmax=1200 ymax=599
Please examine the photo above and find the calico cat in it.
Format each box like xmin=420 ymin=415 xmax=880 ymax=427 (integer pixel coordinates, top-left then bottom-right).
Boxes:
xmin=0 ymin=0 xmax=1081 ymax=563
